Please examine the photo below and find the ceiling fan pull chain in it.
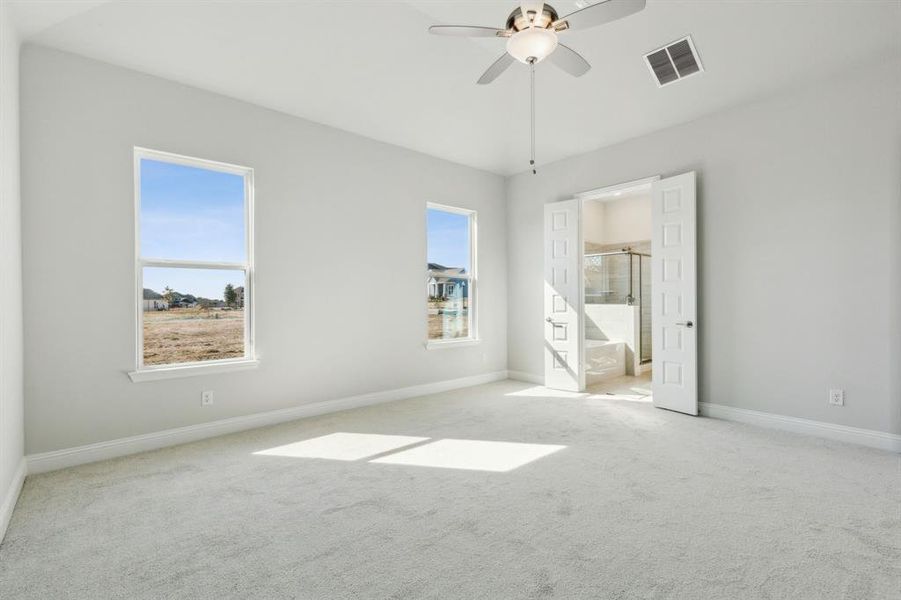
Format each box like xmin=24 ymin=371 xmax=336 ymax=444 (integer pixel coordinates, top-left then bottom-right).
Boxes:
xmin=530 ymin=59 xmax=537 ymax=175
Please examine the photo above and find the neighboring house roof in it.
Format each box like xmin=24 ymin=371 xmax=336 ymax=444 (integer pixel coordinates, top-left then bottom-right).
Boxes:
xmin=428 ymin=264 xmax=466 ymax=280
xmin=428 ymin=272 xmax=466 ymax=282
xmin=143 ymin=288 xmax=163 ymax=300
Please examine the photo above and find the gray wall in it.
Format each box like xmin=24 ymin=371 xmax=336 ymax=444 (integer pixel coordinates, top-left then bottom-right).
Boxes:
xmin=0 ymin=4 xmax=25 ymax=524
xmin=21 ymin=46 xmax=507 ymax=455
xmin=507 ymin=56 xmax=901 ymax=435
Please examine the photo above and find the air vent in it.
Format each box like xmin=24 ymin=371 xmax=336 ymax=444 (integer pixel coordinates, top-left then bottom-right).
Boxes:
xmin=644 ymin=36 xmax=703 ymax=87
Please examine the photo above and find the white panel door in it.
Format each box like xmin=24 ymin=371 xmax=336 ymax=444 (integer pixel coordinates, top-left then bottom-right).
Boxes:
xmin=544 ymin=199 xmax=583 ymax=391
xmin=651 ymin=172 xmax=698 ymax=415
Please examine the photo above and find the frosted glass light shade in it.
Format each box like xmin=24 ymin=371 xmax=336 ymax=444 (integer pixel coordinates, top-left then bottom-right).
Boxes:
xmin=506 ymin=27 xmax=558 ymax=64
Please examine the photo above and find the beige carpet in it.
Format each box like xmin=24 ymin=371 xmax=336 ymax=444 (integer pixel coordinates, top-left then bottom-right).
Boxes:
xmin=1 ymin=380 xmax=899 ymax=599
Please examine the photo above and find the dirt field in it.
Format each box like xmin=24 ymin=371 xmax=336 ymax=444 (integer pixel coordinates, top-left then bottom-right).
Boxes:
xmin=428 ymin=300 xmax=469 ymax=340
xmin=143 ymin=308 xmax=244 ymax=365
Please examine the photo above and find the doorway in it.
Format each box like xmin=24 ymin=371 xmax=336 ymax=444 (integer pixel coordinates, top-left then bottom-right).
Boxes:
xmin=582 ymin=186 xmax=653 ymax=397
xmin=543 ymin=173 xmax=698 ymax=415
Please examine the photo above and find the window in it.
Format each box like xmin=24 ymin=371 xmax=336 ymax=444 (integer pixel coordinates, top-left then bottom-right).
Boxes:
xmin=132 ymin=148 xmax=254 ymax=379
xmin=426 ymin=203 xmax=476 ymax=345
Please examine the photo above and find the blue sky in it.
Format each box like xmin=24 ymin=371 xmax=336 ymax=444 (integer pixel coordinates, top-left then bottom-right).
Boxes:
xmin=427 ymin=208 xmax=470 ymax=270
xmin=140 ymin=159 xmax=245 ymax=299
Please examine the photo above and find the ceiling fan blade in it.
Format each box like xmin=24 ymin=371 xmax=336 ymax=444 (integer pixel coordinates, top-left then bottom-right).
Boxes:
xmin=548 ymin=44 xmax=591 ymax=77
xmin=477 ymin=53 xmax=515 ymax=85
xmin=429 ymin=25 xmax=509 ymax=38
xmin=554 ymin=0 xmax=646 ymax=32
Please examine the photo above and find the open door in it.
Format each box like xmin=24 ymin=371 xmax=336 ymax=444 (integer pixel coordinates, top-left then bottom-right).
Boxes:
xmin=544 ymin=199 xmax=583 ymax=391
xmin=651 ymin=172 xmax=698 ymax=414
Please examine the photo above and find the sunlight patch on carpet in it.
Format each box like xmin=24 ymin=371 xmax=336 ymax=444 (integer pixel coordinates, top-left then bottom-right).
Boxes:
xmin=586 ymin=392 xmax=652 ymax=403
xmin=253 ymin=432 xmax=428 ymax=461
xmin=370 ymin=439 xmax=566 ymax=472
xmin=505 ymin=386 xmax=588 ymax=399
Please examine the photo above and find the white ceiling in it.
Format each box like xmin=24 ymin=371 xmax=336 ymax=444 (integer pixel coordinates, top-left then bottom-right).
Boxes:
xmin=8 ymin=0 xmax=901 ymax=175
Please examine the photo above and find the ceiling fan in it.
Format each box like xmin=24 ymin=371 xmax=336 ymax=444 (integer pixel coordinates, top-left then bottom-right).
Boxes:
xmin=430 ymin=0 xmax=646 ymax=84
xmin=429 ymin=0 xmax=646 ymax=173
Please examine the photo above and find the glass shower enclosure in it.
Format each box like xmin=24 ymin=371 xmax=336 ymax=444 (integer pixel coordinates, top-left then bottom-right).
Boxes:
xmin=584 ymin=249 xmax=652 ymax=364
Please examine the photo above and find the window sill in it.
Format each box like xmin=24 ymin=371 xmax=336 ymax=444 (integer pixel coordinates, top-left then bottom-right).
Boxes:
xmin=128 ymin=359 xmax=259 ymax=383
xmin=425 ymin=339 xmax=481 ymax=350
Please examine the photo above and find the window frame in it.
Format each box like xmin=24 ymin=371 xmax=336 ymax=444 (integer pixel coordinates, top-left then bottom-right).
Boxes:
xmin=130 ymin=147 xmax=256 ymax=381
xmin=425 ymin=202 xmax=478 ymax=349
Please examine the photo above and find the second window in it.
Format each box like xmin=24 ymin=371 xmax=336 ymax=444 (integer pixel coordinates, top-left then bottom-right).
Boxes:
xmin=426 ymin=204 xmax=476 ymax=343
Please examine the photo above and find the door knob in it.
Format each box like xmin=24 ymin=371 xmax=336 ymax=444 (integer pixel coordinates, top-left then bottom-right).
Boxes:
xmin=675 ymin=321 xmax=694 ymax=328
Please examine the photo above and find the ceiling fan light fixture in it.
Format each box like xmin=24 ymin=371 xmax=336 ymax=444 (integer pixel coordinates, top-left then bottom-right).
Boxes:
xmin=506 ymin=27 xmax=558 ymax=64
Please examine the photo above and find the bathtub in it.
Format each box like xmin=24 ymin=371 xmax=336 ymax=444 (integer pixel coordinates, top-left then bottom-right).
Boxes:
xmin=585 ymin=339 xmax=626 ymax=384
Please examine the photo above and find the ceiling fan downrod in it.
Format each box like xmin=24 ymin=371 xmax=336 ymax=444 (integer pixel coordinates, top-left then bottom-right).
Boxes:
xmin=530 ymin=57 xmax=537 ymax=175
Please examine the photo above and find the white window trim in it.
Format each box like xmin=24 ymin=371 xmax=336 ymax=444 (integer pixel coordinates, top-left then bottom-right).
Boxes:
xmin=425 ymin=202 xmax=478 ymax=349
xmin=129 ymin=147 xmax=256 ymax=382
xmin=128 ymin=358 xmax=260 ymax=383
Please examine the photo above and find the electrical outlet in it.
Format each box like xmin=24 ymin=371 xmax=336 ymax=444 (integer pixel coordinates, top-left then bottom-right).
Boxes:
xmin=201 ymin=390 xmax=214 ymax=407
xmin=828 ymin=389 xmax=844 ymax=406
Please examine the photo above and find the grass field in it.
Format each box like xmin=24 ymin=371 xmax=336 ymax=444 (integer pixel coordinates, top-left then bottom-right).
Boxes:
xmin=143 ymin=308 xmax=244 ymax=365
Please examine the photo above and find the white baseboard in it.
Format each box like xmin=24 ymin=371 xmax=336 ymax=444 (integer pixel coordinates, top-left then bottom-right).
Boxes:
xmin=0 ymin=457 xmax=27 ymax=543
xmin=507 ymin=370 xmax=544 ymax=384
xmin=27 ymin=370 xmax=508 ymax=475
xmin=700 ymin=402 xmax=901 ymax=453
